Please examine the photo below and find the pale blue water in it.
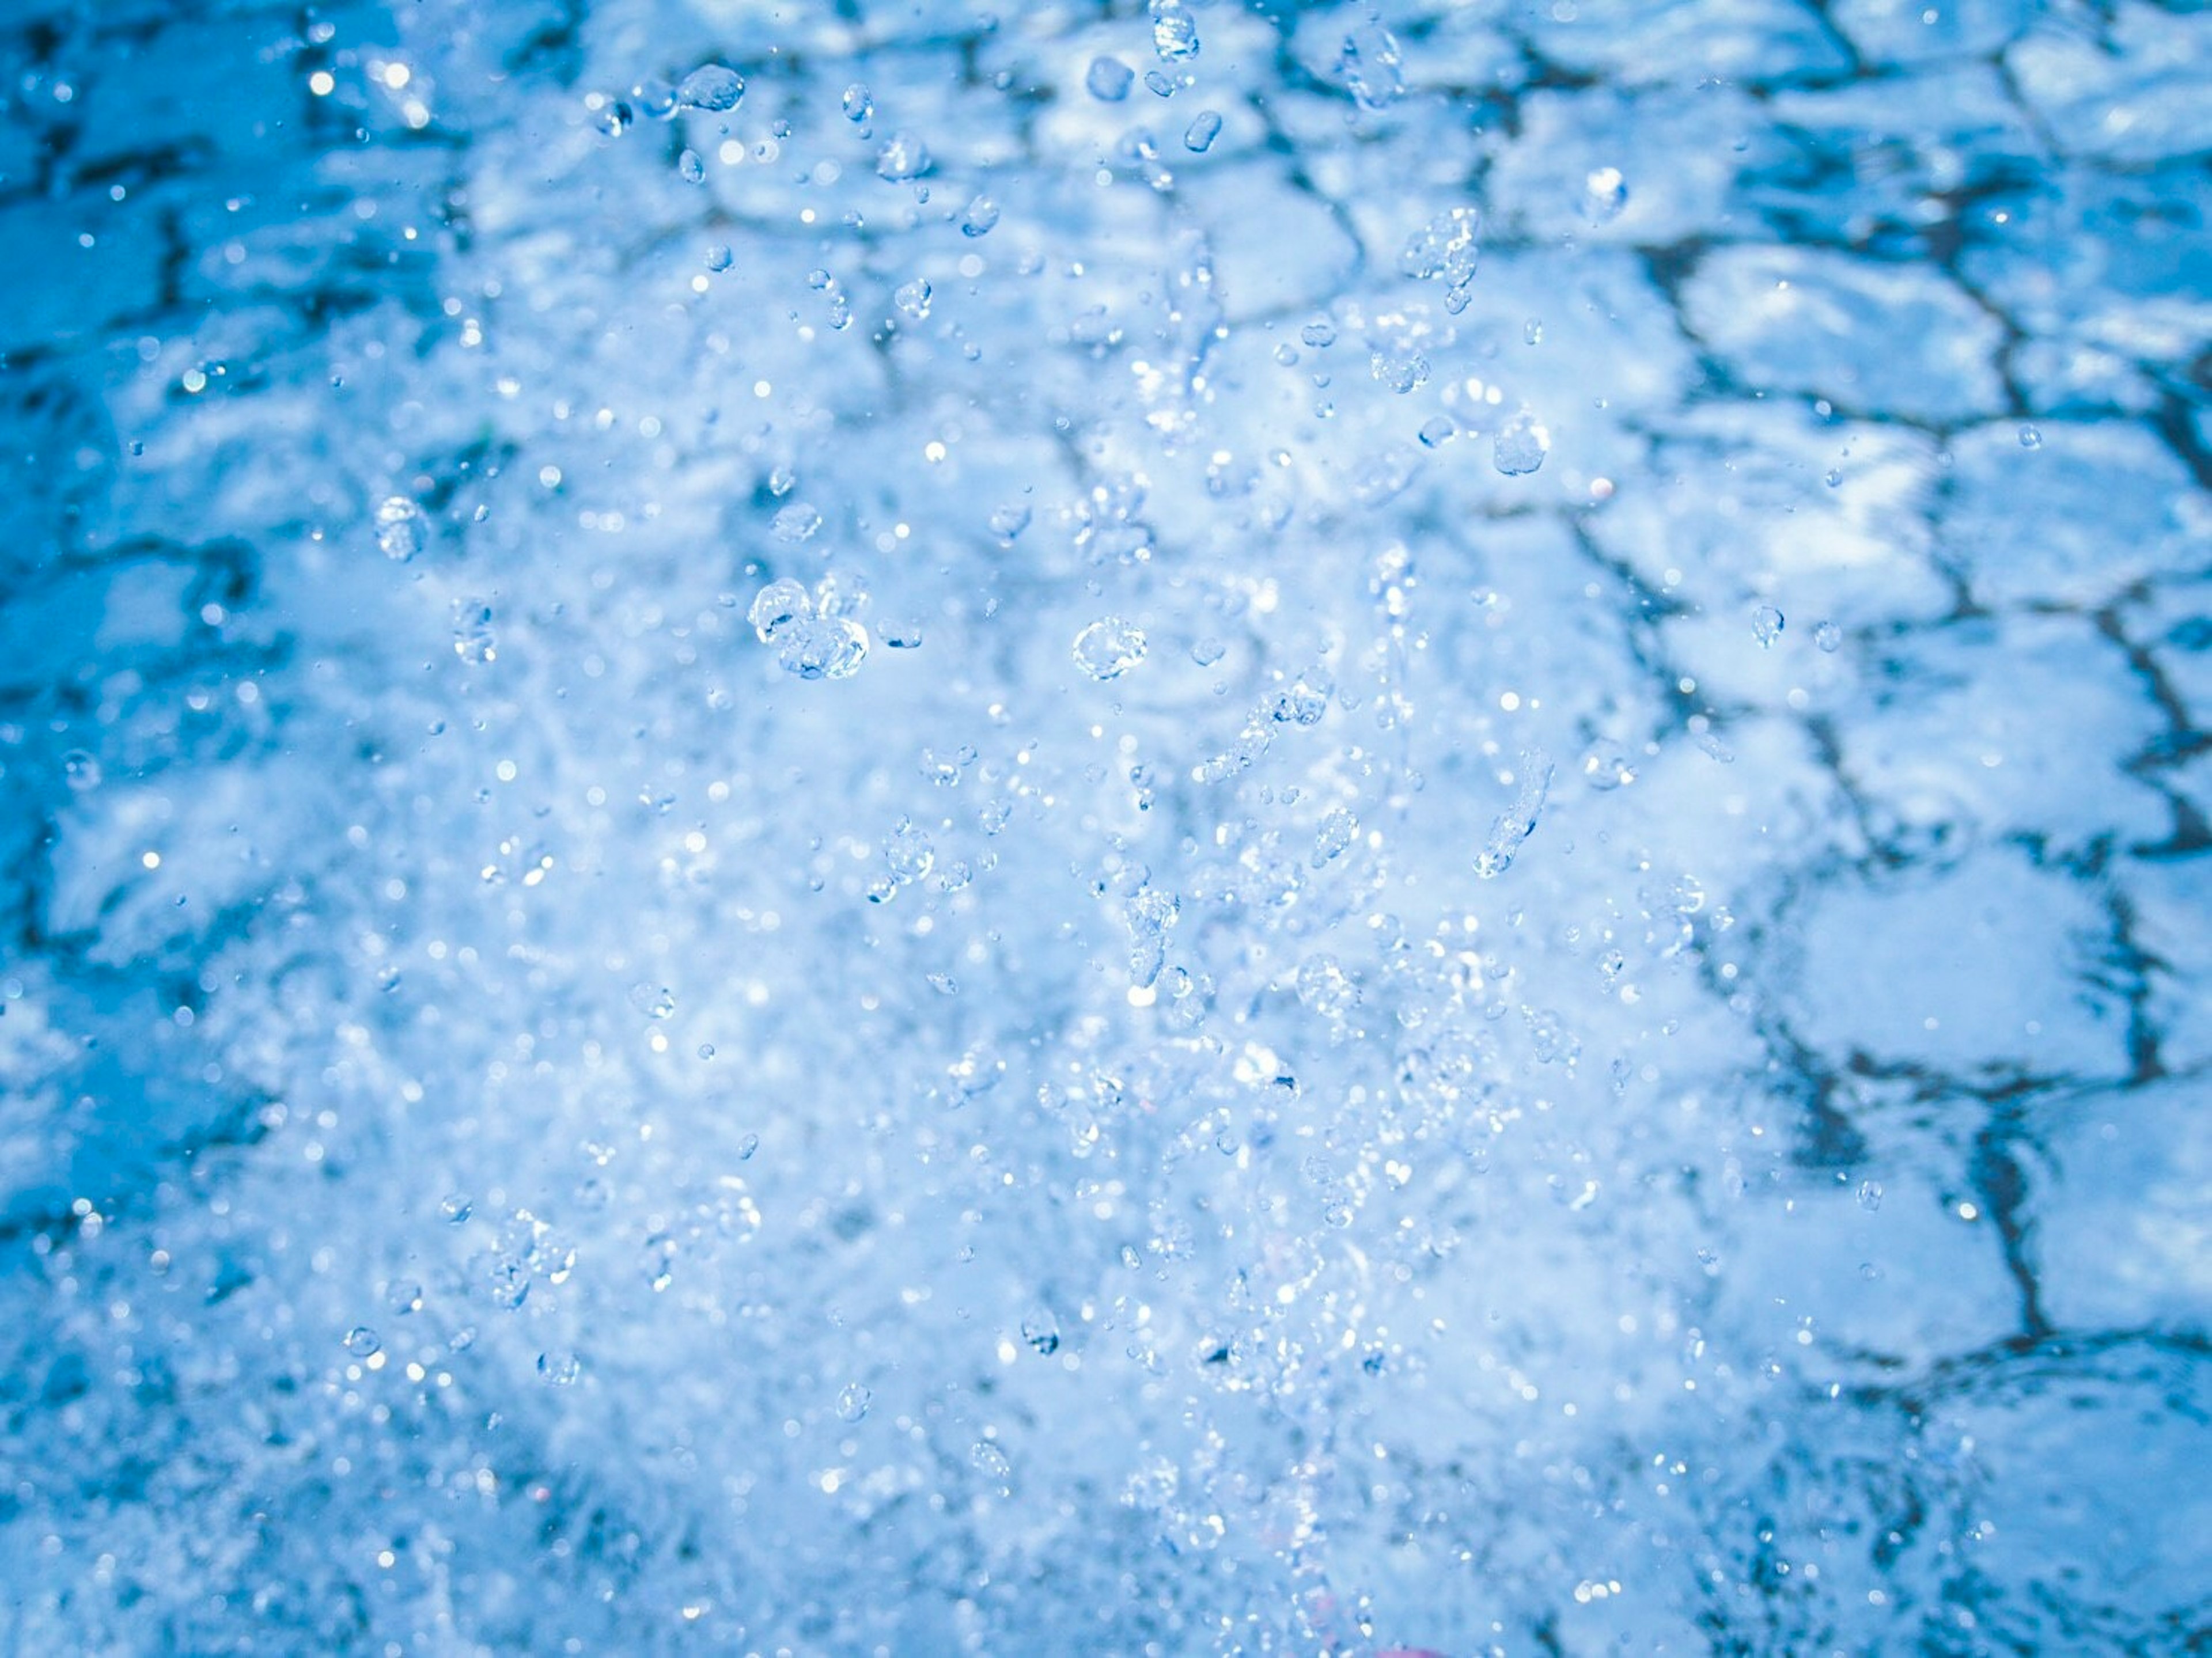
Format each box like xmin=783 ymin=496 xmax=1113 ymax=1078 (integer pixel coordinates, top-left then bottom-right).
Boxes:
xmin=2 ymin=1 xmax=2208 ymax=1652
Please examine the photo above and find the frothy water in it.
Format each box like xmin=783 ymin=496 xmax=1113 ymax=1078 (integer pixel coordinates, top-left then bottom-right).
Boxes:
xmin=3 ymin=1 xmax=2209 ymax=1653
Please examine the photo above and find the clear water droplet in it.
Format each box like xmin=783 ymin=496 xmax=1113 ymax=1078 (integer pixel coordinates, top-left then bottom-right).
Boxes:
xmin=836 ymin=1382 xmax=872 ymax=1421
xmin=749 ymin=578 xmax=814 ymax=643
xmin=1814 ymin=620 xmax=1843 ymax=652
xmin=677 ymin=64 xmax=744 ymax=113
xmin=2018 ymin=423 xmax=2043 ymax=449
xmin=1183 ymin=109 xmax=1222 ymax=152
xmin=772 ymin=502 xmax=823 ymax=542
xmin=971 ymin=1441 xmax=1012 ymax=1485
xmin=386 ymin=1280 xmax=424 ymax=1315
xmin=62 ymin=749 xmax=101 ymax=790
xmin=343 ymin=1325 xmax=380 ymax=1356
xmin=1022 ymin=1309 xmax=1062 ymax=1355
xmin=988 ymin=502 xmax=1031 ymax=541
xmin=1493 ymin=411 xmax=1549 ymax=476
xmin=778 ymin=617 xmax=870 ymax=681
xmin=1857 ymin=1179 xmax=1884 ymax=1211
xmin=1336 ymin=21 xmax=1405 ymax=109
xmin=376 ymin=495 xmax=426 ymax=561
xmin=841 ymin=84 xmax=874 ymax=125
xmin=1150 ymin=0 xmax=1200 ymax=60
xmin=629 ymin=983 xmax=676 ymax=1020
xmin=705 ymin=244 xmax=734 ymax=273
xmin=1582 ymin=166 xmax=1628 ymax=224
xmin=1476 ymin=752 xmax=1553 ymax=878
xmin=678 ymin=147 xmax=704 ymax=184
xmin=1190 ymin=636 xmax=1226 ymax=666
xmin=538 ymin=1350 xmax=581 ymax=1385
xmin=440 ymin=1193 xmax=473 ymax=1224
xmin=451 ymin=598 xmax=496 ymax=663
xmin=1400 ymin=207 xmax=1482 ymax=313
xmin=960 ymin=194 xmax=1001 ymax=237
xmin=1418 ymin=415 xmax=1456 ymax=449
xmin=1086 ymin=57 xmax=1135 ymax=102
xmin=1074 ymin=617 xmax=1147 ymax=681
xmin=876 ymin=132 xmax=930 ymax=181
xmin=1753 ymin=605 xmax=1785 ymax=648
xmin=895 ymin=278 xmax=932 ymax=320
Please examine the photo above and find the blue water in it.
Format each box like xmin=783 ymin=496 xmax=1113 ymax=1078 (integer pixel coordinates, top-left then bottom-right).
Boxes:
xmin=2 ymin=0 xmax=2208 ymax=1651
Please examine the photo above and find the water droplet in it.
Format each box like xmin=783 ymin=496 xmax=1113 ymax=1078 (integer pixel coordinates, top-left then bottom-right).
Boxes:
xmin=1074 ymin=617 xmax=1147 ymax=680
xmin=704 ymin=244 xmax=734 ymax=273
xmin=772 ymin=502 xmax=822 ymax=542
xmin=841 ymin=84 xmax=874 ymax=125
xmin=1753 ymin=605 xmax=1785 ymax=648
xmin=677 ymin=63 xmax=744 ymax=113
xmin=1021 ymin=1310 xmax=1062 ymax=1355
xmin=1813 ymin=620 xmax=1842 ymax=652
xmin=1400 ymin=207 xmax=1482 ymax=313
xmin=1310 ymin=808 xmax=1358 ymax=869
xmin=749 ymin=577 xmax=813 ymax=643
xmin=677 ymin=147 xmax=704 ymax=184
xmin=1183 ymin=109 xmax=1222 ymax=152
xmin=1417 ymin=415 xmax=1456 ymax=449
xmin=376 ymin=495 xmax=426 ymax=561
xmin=2018 ymin=423 xmax=2042 ymax=449
xmin=1300 ymin=318 xmax=1337 ymax=348
xmin=440 ymin=1194 xmax=473 ymax=1224
xmin=971 ymin=1441 xmax=1012 ymax=1486
xmin=1125 ymin=885 xmax=1180 ymax=989
xmin=1493 ymin=411 xmax=1550 ymax=476
xmin=927 ymin=972 xmax=959 ymax=995
xmin=885 ymin=818 xmax=935 ymax=885
xmin=1582 ymin=166 xmax=1628 ymax=224
xmin=451 ymin=598 xmax=496 ymax=663
xmin=1150 ymin=0 xmax=1201 ymax=60
xmin=876 ymin=132 xmax=930 ymax=181
xmin=344 ymin=1325 xmax=381 ymax=1356
xmin=1524 ymin=317 xmax=1544 ymax=346
xmin=1336 ymin=20 xmax=1405 ymax=109
xmin=960 ymin=194 xmax=1001 ymax=237
xmin=538 ymin=1350 xmax=582 ymax=1386
xmin=629 ymin=983 xmax=676 ymax=1020
xmin=1190 ymin=636 xmax=1226 ymax=666
xmin=1087 ymin=57 xmax=1135 ymax=102
xmin=1581 ymin=745 xmax=1637 ymax=791
xmin=778 ymin=616 xmax=870 ymax=681
xmin=386 ymin=1280 xmax=424 ymax=1315
xmin=62 ymin=749 xmax=101 ymax=790
xmin=988 ymin=502 xmax=1031 ymax=541
xmin=836 ymin=1382 xmax=872 ymax=1421
xmin=895 ymin=278 xmax=932 ymax=320
xmin=1476 ymin=752 xmax=1553 ymax=878
xmin=1857 ymin=1180 xmax=1884 ymax=1212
